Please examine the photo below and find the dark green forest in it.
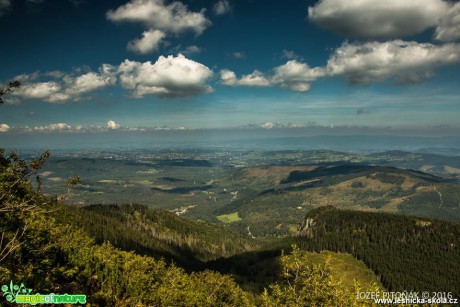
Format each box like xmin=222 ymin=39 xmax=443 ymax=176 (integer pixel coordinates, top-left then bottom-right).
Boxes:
xmin=295 ymin=206 xmax=460 ymax=297
xmin=53 ymin=203 xmax=257 ymax=267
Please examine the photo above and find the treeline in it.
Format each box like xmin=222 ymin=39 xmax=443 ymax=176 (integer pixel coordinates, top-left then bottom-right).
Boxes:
xmin=295 ymin=206 xmax=460 ymax=297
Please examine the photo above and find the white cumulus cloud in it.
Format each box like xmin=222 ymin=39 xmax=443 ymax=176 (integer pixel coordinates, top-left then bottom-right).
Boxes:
xmin=107 ymin=120 xmax=120 ymax=129
xmin=127 ymin=29 xmax=166 ymax=54
xmin=220 ymin=69 xmax=237 ymax=86
xmin=308 ymin=0 xmax=449 ymax=39
xmin=0 ymin=123 xmax=10 ymax=132
xmin=239 ymin=70 xmax=270 ymax=87
xmin=32 ymin=123 xmax=83 ymax=132
xmin=118 ymin=54 xmax=213 ymax=98
xmin=325 ymin=40 xmax=460 ymax=84
xmin=260 ymin=122 xmax=275 ymax=129
xmin=107 ymin=0 xmax=210 ymax=54
xmin=272 ymin=60 xmax=325 ymax=91
xmin=13 ymin=65 xmax=117 ymax=103
xmin=219 ymin=69 xmax=270 ymax=87
xmin=70 ymin=67 xmax=117 ymax=94
xmin=47 ymin=123 xmax=72 ymax=130
xmin=220 ymin=40 xmax=460 ymax=92
xmin=107 ymin=0 xmax=210 ymax=35
xmin=220 ymin=60 xmax=323 ymax=92
xmin=16 ymin=82 xmax=62 ymax=100
xmin=435 ymin=2 xmax=460 ymax=42
xmin=221 ymin=40 xmax=460 ymax=91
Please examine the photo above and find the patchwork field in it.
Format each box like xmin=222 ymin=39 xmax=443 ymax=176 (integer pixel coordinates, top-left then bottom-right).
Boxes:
xmin=217 ymin=212 xmax=242 ymax=223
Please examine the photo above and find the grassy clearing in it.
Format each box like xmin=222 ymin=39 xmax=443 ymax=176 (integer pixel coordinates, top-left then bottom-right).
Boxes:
xmin=303 ymin=251 xmax=385 ymax=291
xmin=217 ymin=212 xmax=242 ymax=223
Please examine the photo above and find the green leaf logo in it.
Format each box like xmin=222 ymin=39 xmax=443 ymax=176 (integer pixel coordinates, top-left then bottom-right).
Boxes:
xmin=1 ymin=280 xmax=32 ymax=303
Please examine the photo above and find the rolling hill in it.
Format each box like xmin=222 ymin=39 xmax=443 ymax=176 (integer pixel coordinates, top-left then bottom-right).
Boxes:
xmin=215 ymin=164 xmax=460 ymax=237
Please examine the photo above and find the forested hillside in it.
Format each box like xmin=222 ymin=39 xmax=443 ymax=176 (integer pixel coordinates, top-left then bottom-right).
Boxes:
xmin=295 ymin=206 xmax=460 ymax=297
xmin=53 ymin=203 xmax=256 ymax=266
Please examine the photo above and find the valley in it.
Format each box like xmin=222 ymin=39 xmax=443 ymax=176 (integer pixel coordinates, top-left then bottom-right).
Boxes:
xmin=39 ymin=149 xmax=460 ymax=238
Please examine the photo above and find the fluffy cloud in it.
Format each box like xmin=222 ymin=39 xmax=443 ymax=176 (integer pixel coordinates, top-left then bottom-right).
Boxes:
xmin=118 ymin=54 xmax=213 ymax=98
xmin=308 ymin=0 xmax=449 ymax=39
xmin=239 ymin=70 xmax=270 ymax=87
xmin=47 ymin=123 xmax=72 ymax=130
xmin=219 ymin=69 xmax=270 ymax=87
xmin=9 ymin=55 xmax=213 ymax=102
xmin=107 ymin=0 xmax=210 ymax=35
xmin=107 ymin=0 xmax=210 ymax=54
xmin=0 ymin=123 xmax=10 ymax=132
xmin=32 ymin=123 xmax=83 ymax=132
xmin=325 ymin=40 xmax=460 ymax=84
xmin=435 ymin=2 xmax=460 ymax=42
xmin=16 ymin=82 xmax=62 ymax=100
xmin=258 ymin=122 xmax=310 ymax=129
xmin=13 ymin=65 xmax=117 ymax=103
xmin=213 ymin=0 xmax=231 ymax=15
xmin=220 ymin=69 xmax=237 ymax=86
xmin=260 ymin=122 xmax=275 ymax=129
xmin=272 ymin=60 xmax=325 ymax=91
xmin=221 ymin=40 xmax=460 ymax=91
xmin=107 ymin=120 xmax=120 ymax=130
xmin=127 ymin=29 xmax=166 ymax=54
xmin=220 ymin=60 xmax=323 ymax=92
xmin=70 ymin=66 xmax=117 ymax=94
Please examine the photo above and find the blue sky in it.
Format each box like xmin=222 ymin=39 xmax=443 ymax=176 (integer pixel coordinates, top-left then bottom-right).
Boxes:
xmin=0 ymin=0 xmax=460 ymax=139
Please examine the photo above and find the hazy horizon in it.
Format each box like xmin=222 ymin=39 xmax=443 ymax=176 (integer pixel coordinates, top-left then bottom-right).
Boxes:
xmin=3 ymin=128 xmax=460 ymax=155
